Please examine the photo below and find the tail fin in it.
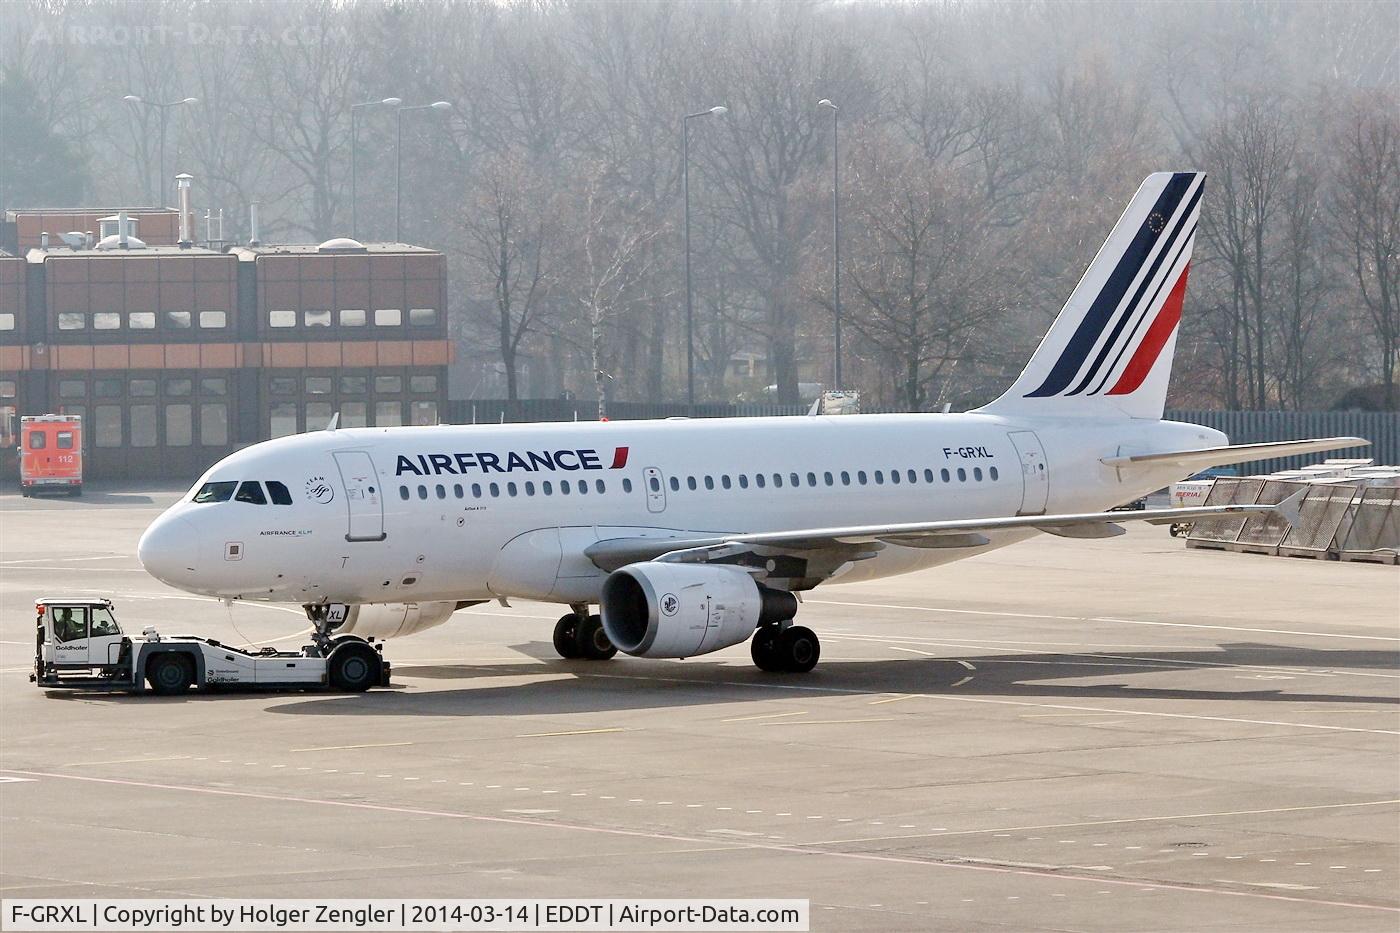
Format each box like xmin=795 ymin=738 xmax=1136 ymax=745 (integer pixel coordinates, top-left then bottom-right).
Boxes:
xmin=981 ymin=172 xmax=1205 ymax=420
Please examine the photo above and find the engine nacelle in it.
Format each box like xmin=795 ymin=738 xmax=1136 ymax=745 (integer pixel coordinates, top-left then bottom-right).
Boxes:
xmin=600 ymin=562 xmax=798 ymax=659
xmin=328 ymin=601 xmax=461 ymax=639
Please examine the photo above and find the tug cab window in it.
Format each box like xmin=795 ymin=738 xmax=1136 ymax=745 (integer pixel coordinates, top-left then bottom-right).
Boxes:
xmin=235 ymin=481 xmax=267 ymax=504
xmin=51 ymin=607 xmax=88 ymax=643
xmin=193 ymin=481 xmax=237 ymax=503
xmin=90 ymin=607 xmax=120 ymax=637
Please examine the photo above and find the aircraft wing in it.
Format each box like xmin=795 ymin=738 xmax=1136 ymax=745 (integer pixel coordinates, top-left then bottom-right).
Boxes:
xmin=1100 ymin=437 xmax=1368 ymax=472
xmin=585 ymin=493 xmax=1304 ymax=586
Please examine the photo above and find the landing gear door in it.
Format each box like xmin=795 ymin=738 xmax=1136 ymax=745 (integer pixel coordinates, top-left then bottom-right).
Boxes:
xmin=1007 ymin=430 xmax=1049 ymax=515
xmin=332 ymin=451 xmax=386 ymax=542
xmin=643 ymin=467 xmax=667 ymax=513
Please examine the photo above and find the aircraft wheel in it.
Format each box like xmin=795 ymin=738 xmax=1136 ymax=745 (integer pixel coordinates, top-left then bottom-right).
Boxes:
xmin=778 ymin=625 xmax=821 ymax=673
xmin=146 ymin=653 xmax=193 ymax=695
xmin=328 ymin=642 xmax=381 ymax=692
xmin=750 ymin=626 xmax=788 ymax=672
xmin=553 ymin=614 xmax=582 ymax=659
xmin=575 ymin=614 xmax=617 ymax=660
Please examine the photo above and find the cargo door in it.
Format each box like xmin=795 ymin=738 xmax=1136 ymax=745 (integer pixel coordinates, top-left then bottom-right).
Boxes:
xmin=1007 ymin=431 xmax=1049 ymax=515
xmin=643 ymin=467 xmax=667 ymax=513
xmin=333 ymin=451 xmax=386 ymax=541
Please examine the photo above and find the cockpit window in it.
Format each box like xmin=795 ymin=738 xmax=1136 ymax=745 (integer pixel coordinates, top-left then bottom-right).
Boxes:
xmin=192 ymin=481 xmax=237 ymax=503
xmin=266 ymin=481 xmax=293 ymax=505
xmin=234 ymin=481 xmax=267 ymax=505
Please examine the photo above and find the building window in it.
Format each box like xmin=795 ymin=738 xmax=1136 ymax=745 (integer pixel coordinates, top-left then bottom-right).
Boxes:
xmin=270 ymin=377 xmax=297 ymax=394
xmin=199 ymin=310 xmax=227 ymax=328
xmin=306 ymin=402 xmax=333 ymax=429
xmin=409 ymin=307 xmax=437 ymax=325
xmin=95 ymin=406 xmax=122 ymax=447
xmin=374 ymin=375 xmax=402 ymax=394
xmin=200 ymin=403 xmax=228 ymax=446
xmin=374 ymin=308 xmax=402 ymax=326
xmin=341 ymin=402 xmax=367 ymax=428
xmin=411 ymin=400 xmax=437 ymax=425
xmin=269 ymin=310 xmax=296 ymax=328
xmin=95 ymin=379 xmax=122 ymax=398
xmin=166 ymin=404 xmax=193 ymax=447
xmin=375 ymin=401 xmax=402 ymax=426
xmin=409 ymin=375 xmax=437 ymax=393
xmin=129 ymin=311 xmax=155 ymax=329
xmin=0 ymin=380 xmax=16 ymax=398
xmin=165 ymin=378 xmax=192 ymax=397
xmin=164 ymin=311 xmax=191 ymax=328
xmin=93 ymin=312 xmax=121 ymax=330
xmin=270 ymin=403 xmax=298 ymax=438
xmin=305 ymin=377 xmax=333 ymax=395
xmin=201 ymin=377 xmax=227 ymax=396
xmin=58 ymin=380 xmax=85 ymax=399
xmin=130 ymin=379 xmax=157 ymax=397
xmin=130 ymin=405 xmax=157 ymax=447
xmin=58 ymin=312 xmax=85 ymax=330
xmin=0 ymin=313 xmax=13 ymax=330
xmin=340 ymin=375 xmax=367 ymax=394
xmin=339 ymin=308 xmax=366 ymax=327
xmin=304 ymin=309 xmax=331 ymax=328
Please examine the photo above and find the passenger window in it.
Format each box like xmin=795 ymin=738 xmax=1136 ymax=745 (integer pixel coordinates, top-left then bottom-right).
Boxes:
xmin=923 ymin=469 xmax=934 ymax=483
xmin=543 ymin=481 xmax=554 ymax=495
xmin=772 ymin=473 xmax=783 ymax=488
xmin=622 ymin=478 xmax=632 ymax=493
xmin=525 ymin=481 xmax=535 ymax=496
xmin=957 ymin=468 xmax=967 ymax=482
xmin=649 ymin=476 xmax=660 ymax=492
xmin=687 ymin=476 xmax=697 ymax=491
xmin=266 ymin=481 xmax=293 ymax=505
xmin=755 ymin=474 xmax=766 ymax=489
xmin=560 ymin=480 xmax=571 ymax=495
xmin=193 ymin=481 xmax=237 ymax=503
xmin=890 ymin=470 xmax=901 ymax=485
xmin=595 ymin=479 xmax=605 ymax=493
xmin=418 ymin=485 xmax=428 ymax=499
xmin=507 ymin=482 xmax=518 ymax=497
xmin=90 ymin=607 xmax=120 ymax=637
xmin=435 ymin=484 xmax=446 ymax=499
xmin=791 ymin=473 xmax=800 ymax=487
xmin=841 ymin=471 xmax=851 ymax=486
xmin=235 ymin=481 xmax=267 ymax=505
xmin=874 ymin=471 xmax=885 ymax=485
xmin=453 ymin=483 xmax=463 ymax=498
xmin=941 ymin=468 xmax=951 ymax=482
xmin=704 ymin=476 xmax=715 ymax=490
xmin=857 ymin=471 xmax=867 ymax=485
xmin=472 ymin=483 xmax=482 ymax=498
xmin=990 ymin=466 xmax=999 ymax=481
xmin=807 ymin=472 xmax=816 ymax=487
xmin=721 ymin=475 xmax=732 ymax=489
xmin=974 ymin=467 xmax=983 ymax=481
xmin=577 ymin=481 xmax=588 ymax=496
xmin=399 ymin=486 xmax=410 ymax=501
xmin=908 ymin=469 xmax=917 ymax=483
xmin=489 ymin=482 xmax=500 ymax=497
xmin=28 ymin=432 xmax=46 ymax=450
xmin=824 ymin=472 xmax=834 ymax=486
xmin=669 ymin=476 xmax=679 ymax=492
xmin=739 ymin=475 xmax=749 ymax=489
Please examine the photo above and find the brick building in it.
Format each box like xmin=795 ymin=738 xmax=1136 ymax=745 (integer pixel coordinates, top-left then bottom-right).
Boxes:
xmin=2 ymin=232 xmax=450 ymax=481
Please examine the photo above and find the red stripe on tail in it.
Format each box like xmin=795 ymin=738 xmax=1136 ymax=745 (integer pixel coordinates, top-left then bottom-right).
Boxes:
xmin=1107 ymin=264 xmax=1190 ymax=396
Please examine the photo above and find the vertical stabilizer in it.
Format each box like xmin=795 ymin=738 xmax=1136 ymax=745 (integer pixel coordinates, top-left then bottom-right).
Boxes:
xmin=980 ymin=172 xmax=1205 ymax=420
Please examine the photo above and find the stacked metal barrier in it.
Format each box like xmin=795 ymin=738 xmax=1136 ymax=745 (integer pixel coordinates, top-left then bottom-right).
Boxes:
xmin=1185 ymin=460 xmax=1399 ymax=563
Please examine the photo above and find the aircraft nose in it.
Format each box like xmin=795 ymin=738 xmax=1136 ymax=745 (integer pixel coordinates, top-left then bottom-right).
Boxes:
xmin=138 ymin=513 xmax=202 ymax=584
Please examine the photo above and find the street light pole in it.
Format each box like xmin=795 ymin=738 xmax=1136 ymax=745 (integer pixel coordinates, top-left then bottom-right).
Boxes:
xmin=682 ymin=105 xmax=727 ymax=410
xmin=123 ymin=96 xmax=198 ymax=206
xmin=395 ymin=101 xmax=452 ymax=242
xmin=351 ymin=98 xmax=401 ymax=239
xmin=819 ymin=99 xmax=842 ymax=390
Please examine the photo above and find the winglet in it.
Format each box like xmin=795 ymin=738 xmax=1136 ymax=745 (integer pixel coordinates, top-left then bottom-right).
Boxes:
xmin=1275 ymin=488 xmax=1307 ymax=530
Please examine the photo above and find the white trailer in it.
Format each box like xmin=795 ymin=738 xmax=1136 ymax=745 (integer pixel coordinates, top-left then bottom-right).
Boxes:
xmin=31 ymin=597 xmax=390 ymax=695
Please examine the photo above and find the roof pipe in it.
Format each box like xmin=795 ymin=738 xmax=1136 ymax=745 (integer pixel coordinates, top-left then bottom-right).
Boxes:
xmin=176 ymin=173 xmax=194 ymax=247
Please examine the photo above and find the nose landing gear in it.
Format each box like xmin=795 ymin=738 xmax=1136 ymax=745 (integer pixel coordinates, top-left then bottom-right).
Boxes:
xmin=553 ymin=605 xmax=617 ymax=661
xmin=751 ymin=622 xmax=820 ymax=673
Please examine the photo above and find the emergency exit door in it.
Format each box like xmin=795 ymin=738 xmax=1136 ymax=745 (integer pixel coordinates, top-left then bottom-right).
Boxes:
xmin=643 ymin=467 xmax=667 ymax=513
xmin=1007 ymin=431 xmax=1049 ymax=515
xmin=333 ymin=450 xmax=386 ymax=541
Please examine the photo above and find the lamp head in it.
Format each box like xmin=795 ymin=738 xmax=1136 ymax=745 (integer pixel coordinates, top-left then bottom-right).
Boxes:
xmin=181 ymin=97 xmax=199 ymax=105
xmin=430 ymin=101 xmax=452 ymax=111
xmin=818 ymin=99 xmax=837 ymax=111
xmin=709 ymin=106 xmax=728 ymax=116
xmin=123 ymin=95 xmax=142 ymax=103
xmin=383 ymin=97 xmax=403 ymax=106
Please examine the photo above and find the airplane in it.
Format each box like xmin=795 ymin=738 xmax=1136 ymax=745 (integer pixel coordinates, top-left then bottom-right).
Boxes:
xmin=138 ymin=172 xmax=1365 ymax=677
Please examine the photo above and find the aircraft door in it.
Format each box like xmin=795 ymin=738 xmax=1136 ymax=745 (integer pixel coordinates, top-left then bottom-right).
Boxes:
xmin=643 ymin=467 xmax=667 ymax=513
xmin=1007 ymin=431 xmax=1049 ymax=515
xmin=333 ymin=451 xmax=387 ymax=542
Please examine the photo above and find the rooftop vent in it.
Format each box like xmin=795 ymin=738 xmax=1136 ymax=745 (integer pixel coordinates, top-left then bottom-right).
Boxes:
xmin=317 ymin=237 xmax=368 ymax=253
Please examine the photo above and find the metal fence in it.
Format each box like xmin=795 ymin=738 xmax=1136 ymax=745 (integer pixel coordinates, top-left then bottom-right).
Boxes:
xmin=443 ymin=401 xmax=1397 ymax=472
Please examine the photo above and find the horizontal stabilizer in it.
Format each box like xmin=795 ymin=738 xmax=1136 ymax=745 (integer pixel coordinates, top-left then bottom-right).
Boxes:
xmin=1101 ymin=437 xmax=1369 ymax=472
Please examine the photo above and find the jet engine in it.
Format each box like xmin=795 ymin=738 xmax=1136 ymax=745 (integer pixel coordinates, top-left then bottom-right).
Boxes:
xmin=327 ymin=601 xmax=464 ymax=639
xmin=600 ymin=562 xmax=798 ymax=659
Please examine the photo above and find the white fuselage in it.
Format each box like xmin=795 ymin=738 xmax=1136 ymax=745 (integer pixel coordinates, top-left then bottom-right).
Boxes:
xmin=137 ymin=412 xmax=1225 ymax=607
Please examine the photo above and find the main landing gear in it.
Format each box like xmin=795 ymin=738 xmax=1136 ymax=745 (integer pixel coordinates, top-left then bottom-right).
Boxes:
xmin=553 ymin=606 xmax=618 ymax=661
xmin=750 ymin=622 xmax=821 ymax=674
